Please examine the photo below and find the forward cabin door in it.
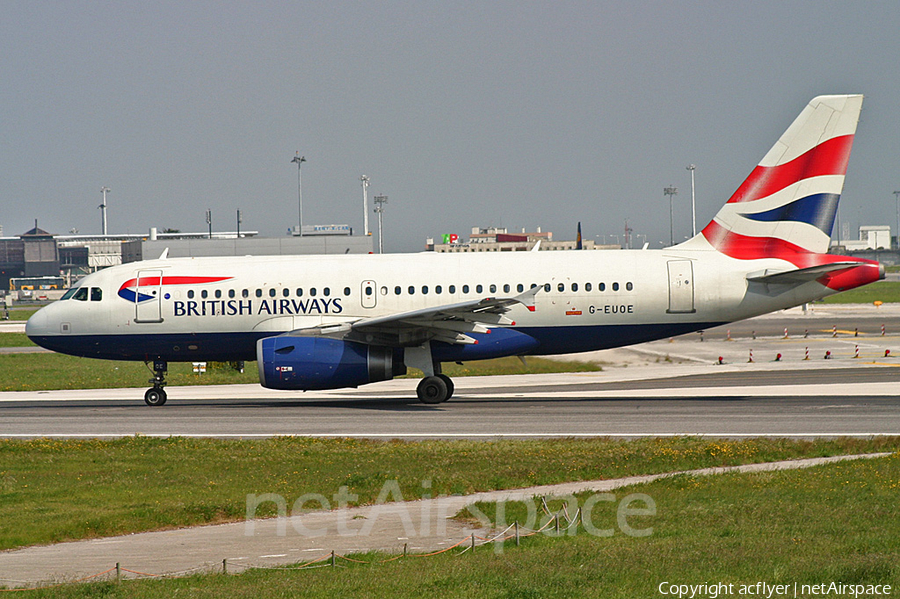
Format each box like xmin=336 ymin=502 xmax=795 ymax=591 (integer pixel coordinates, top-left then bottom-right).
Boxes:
xmin=666 ymin=260 xmax=695 ymax=314
xmin=134 ymin=269 xmax=164 ymax=323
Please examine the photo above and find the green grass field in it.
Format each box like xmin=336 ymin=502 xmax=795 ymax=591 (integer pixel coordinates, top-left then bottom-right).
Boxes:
xmin=0 ymin=348 xmax=598 ymax=392
xmin=9 ymin=449 xmax=899 ymax=597
xmin=821 ymin=281 xmax=900 ymax=304
xmin=0 ymin=436 xmax=897 ymax=552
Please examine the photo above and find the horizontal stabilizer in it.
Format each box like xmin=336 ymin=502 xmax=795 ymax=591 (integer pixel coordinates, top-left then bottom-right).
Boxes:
xmin=747 ymin=262 xmax=863 ymax=285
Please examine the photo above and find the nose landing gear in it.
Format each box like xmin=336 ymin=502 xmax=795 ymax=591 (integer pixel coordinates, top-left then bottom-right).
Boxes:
xmin=144 ymin=360 xmax=168 ymax=406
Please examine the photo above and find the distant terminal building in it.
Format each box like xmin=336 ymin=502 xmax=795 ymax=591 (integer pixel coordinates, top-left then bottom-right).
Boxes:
xmin=832 ymin=225 xmax=892 ymax=251
xmin=426 ymin=226 xmax=620 ymax=252
xmin=0 ymin=223 xmax=372 ymax=291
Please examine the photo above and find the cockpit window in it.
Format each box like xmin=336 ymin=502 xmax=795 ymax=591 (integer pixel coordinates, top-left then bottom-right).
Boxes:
xmin=91 ymin=287 xmax=102 ymax=302
xmin=72 ymin=287 xmax=89 ymax=301
xmin=61 ymin=287 xmax=79 ymax=300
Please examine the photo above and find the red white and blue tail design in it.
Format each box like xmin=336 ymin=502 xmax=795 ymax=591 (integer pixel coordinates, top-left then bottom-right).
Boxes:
xmin=691 ymin=95 xmax=863 ymax=258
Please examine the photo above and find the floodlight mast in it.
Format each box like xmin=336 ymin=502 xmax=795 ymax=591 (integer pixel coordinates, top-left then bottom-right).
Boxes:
xmin=360 ymin=175 xmax=370 ymax=236
xmin=291 ymin=153 xmax=306 ymax=235
xmin=664 ymin=186 xmax=678 ymax=246
xmin=99 ymin=187 xmax=111 ymax=235
xmin=374 ymin=194 xmax=388 ymax=253
xmin=686 ymin=165 xmax=696 ymax=237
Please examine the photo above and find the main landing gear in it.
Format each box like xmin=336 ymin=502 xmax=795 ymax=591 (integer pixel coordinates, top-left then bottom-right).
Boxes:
xmin=144 ymin=360 xmax=168 ymax=406
xmin=416 ymin=374 xmax=454 ymax=404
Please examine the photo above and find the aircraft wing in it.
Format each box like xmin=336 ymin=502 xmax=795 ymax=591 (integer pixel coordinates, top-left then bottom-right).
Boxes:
xmin=747 ymin=262 xmax=863 ymax=285
xmin=282 ymin=286 xmax=541 ymax=347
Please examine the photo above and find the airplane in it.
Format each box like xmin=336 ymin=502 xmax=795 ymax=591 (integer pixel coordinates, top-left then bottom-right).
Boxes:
xmin=26 ymin=94 xmax=883 ymax=406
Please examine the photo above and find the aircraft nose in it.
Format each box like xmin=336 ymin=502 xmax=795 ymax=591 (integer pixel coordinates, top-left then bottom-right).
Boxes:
xmin=25 ymin=305 xmax=52 ymax=338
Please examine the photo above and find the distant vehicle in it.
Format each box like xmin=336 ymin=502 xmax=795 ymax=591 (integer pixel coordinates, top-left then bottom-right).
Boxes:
xmin=10 ymin=276 xmax=65 ymax=291
xmin=27 ymin=95 xmax=882 ymax=406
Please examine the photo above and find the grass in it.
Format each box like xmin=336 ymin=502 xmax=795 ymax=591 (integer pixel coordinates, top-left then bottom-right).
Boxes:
xmin=0 ymin=436 xmax=897 ymax=552
xmin=1 ymin=307 xmax=39 ymax=321
xmin=0 ymin=351 xmax=597 ymax=392
xmin=9 ymin=452 xmax=900 ymax=597
xmin=0 ymin=332 xmax=36 ymax=347
xmin=821 ymin=281 xmax=900 ymax=304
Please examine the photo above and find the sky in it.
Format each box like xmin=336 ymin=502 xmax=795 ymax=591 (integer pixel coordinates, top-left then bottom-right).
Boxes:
xmin=3 ymin=1 xmax=900 ymax=252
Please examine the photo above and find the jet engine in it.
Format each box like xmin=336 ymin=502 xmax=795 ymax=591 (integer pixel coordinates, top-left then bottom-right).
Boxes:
xmin=257 ymin=336 xmax=405 ymax=391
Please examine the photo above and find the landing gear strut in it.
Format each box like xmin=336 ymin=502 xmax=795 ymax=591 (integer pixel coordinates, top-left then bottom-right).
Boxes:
xmin=416 ymin=373 xmax=454 ymax=404
xmin=144 ymin=360 xmax=168 ymax=406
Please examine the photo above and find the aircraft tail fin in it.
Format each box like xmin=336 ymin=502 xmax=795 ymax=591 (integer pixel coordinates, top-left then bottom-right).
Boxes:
xmin=685 ymin=95 xmax=863 ymax=257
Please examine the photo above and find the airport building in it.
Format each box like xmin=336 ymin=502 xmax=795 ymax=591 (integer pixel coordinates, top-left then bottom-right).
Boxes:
xmin=0 ymin=224 xmax=373 ymax=293
xmin=426 ymin=226 xmax=620 ymax=252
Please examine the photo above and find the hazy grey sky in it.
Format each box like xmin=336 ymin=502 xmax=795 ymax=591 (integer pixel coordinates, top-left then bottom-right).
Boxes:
xmin=3 ymin=1 xmax=900 ymax=251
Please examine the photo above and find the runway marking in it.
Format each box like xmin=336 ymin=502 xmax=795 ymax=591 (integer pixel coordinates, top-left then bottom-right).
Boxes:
xmin=0 ymin=433 xmax=896 ymax=438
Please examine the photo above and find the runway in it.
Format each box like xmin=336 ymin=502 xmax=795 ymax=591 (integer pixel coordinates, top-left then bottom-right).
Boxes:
xmin=2 ymin=364 xmax=899 ymax=438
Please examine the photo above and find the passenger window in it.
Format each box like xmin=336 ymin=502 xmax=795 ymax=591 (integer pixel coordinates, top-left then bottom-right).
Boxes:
xmin=408 ymin=286 xmax=415 ymax=295
xmin=201 ymin=290 xmax=208 ymax=299
xmin=544 ymin=283 xmax=551 ymax=292
xmin=435 ymin=285 xmax=442 ymax=294
xmin=365 ymin=285 xmax=373 ymax=296
xmin=585 ymin=282 xmax=592 ymax=292
xmin=229 ymin=289 xmax=235 ymax=298
xmin=462 ymin=285 xmax=470 ymax=294
xmin=599 ymin=283 xmax=606 ymax=292
xmin=310 ymin=288 xmax=317 ymax=297
xmin=571 ymin=283 xmax=578 ymax=292
xmin=612 ymin=282 xmax=620 ymax=291
xmin=296 ymin=288 xmax=303 ymax=297
xmin=422 ymin=286 xmax=429 ymax=295
xmin=90 ymin=287 xmax=102 ymax=301
xmin=449 ymin=285 xmax=456 ymax=294
xmin=345 ymin=287 xmax=351 ymax=296
xmin=324 ymin=287 xmax=331 ymax=296
xmin=282 ymin=288 xmax=290 ymax=297
xmin=268 ymin=288 xmax=276 ymax=297
xmin=626 ymin=282 xmax=633 ymax=291
xmin=216 ymin=289 xmax=223 ymax=299
xmin=489 ymin=284 xmax=497 ymax=293
xmin=255 ymin=289 xmax=263 ymax=298
xmin=73 ymin=287 xmax=89 ymax=301
xmin=395 ymin=286 xmax=402 ymax=295
xmin=476 ymin=284 xmax=483 ymax=293
xmin=188 ymin=290 xmax=195 ymax=299
xmin=516 ymin=284 xmax=524 ymax=292
xmin=558 ymin=283 xmax=565 ymax=292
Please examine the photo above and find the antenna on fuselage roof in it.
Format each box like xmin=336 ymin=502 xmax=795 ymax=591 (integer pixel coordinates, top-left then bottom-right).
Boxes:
xmin=158 ymin=248 xmax=169 ymax=260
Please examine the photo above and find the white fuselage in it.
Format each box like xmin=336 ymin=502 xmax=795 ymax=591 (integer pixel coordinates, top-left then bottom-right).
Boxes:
xmin=26 ymin=247 xmax=846 ymax=364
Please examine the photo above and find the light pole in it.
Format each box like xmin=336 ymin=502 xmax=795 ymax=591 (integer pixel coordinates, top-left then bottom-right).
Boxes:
xmin=291 ymin=153 xmax=306 ymax=235
xmin=686 ymin=165 xmax=696 ymax=237
xmin=374 ymin=194 xmax=388 ymax=253
xmin=237 ymin=209 xmax=242 ymax=238
xmin=99 ymin=187 xmax=111 ymax=235
xmin=894 ymin=191 xmax=900 ymax=250
xmin=360 ymin=175 xmax=370 ymax=236
xmin=206 ymin=209 xmax=212 ymax=239
xmin=664 ymin=186 xmax=678 ymax=246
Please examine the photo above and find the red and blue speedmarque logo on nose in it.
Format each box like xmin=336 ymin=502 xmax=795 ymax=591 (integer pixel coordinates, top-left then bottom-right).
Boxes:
xmin=118 ymin=276 xmax=233 ymax=303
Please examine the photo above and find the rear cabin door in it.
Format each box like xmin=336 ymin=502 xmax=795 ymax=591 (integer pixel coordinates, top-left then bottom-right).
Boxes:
xmin=666 ymin=260 xmax=695 ymax=314
xmin=134 ymin=269 xmax=164 ymax=323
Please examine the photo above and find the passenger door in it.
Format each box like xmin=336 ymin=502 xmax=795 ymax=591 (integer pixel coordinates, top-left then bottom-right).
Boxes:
xmin=134 ymin=269 xmax=164 ymax=323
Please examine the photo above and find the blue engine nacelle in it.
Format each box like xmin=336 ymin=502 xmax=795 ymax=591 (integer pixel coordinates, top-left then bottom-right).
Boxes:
xmin=257 ymin=336 xmax=405 ymax=391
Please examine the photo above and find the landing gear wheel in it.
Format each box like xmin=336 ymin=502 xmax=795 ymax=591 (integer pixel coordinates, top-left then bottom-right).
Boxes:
xmin=436 ymin=374 xmax=454 ymax=402
xmin=144 ymin=388 xmax=167 ymax=406
xmin=417 ymin=376 xmax=449 ymax=405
